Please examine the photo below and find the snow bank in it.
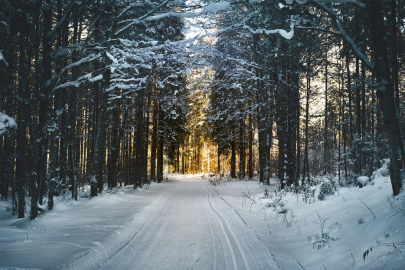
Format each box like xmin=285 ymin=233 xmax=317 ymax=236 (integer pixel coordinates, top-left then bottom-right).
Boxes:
xmin=357 ymin=176 xmax=369 ymax=186
xmin=0 ymin=184 xmax=167 ymax=269
xmin=213 ymin=170 xmax=405 ymax=270
xmin=0 ymin=112 xmax=17 ymax=135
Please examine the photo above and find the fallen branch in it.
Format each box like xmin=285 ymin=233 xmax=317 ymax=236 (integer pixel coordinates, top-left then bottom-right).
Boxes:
xmin=297 ymin=260 xmax=306 ymax=270
xmin=359 ymin=198 xmax=376 ymax=218
xmin=350 ymin=250 xmax=355 ymax=266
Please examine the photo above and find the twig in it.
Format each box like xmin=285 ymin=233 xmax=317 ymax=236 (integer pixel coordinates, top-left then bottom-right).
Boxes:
xmin=350 ymin=250 xmax=355 ymax=266
xmin=314 ymin=211 xmax=330 ymax=235
xmin=324 ymin=264 xmax=328 ymax=270
xmin=313 ymin=239 xmax=327 ymax=249
xmin=297 ymin=260 xmax=306 ymax=270
xmin=359 ymin=198 xmax=376 ymax=218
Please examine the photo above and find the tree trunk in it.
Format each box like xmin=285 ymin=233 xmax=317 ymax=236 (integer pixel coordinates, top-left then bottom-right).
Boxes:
xmin=92 ymin=53 xmax=110 ymax=196
xmin=150 ymin=89 xmax=158 ymax=180
xmin=276 ymin=62 xmax=287 ymax=189
xmin=68 ymin=5 xmax=79 ymax=201
xmin=144 ymin=92 xmax=151 ymax=182
xmin=157 ymin=98 xmax=164 ymax=183
xmin=248 ymin=114 xmax=253 ymax=179
xmin=239 ymin=118 xmax=245 ymax=180
xmin=16 ymin=10 xmax=29 ymax=218
xmin=303 ymin=50 xmax=311 ymax=183
xmin=37 ymin=0 xmax=53 ymax=206
xmin=231 ymin=138 xmax=236 ymax=179
xmin=367 ymin=0 xmax=403 ymax=196
xmin=134 ymin=87 xmax=145 ymax=188
xmin=355 ymin=56 xmax=361 ymax=174
xmin=28 ymin=0 xmax=41 ymax=219
xmin=390 ymin=0 xmax=400 ymax=114
xmin=217 ymin=146 xmax=221 ymax=174
xmin=324 ymin=52 xmax=329 ymax=175
xmin=361 ymin=61 xmax=366 ymax=172
xmin=107 ymin=93 xmax=120 ymax=189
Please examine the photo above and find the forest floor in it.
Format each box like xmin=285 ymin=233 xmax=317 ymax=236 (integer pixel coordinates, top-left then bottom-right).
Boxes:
xmin=0 ymin=171 xmax=404 ymax=270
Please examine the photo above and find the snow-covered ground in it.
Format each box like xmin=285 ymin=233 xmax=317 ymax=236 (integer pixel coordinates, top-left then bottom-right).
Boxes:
xmin=214 ymin=173 xmax=405 ymax=270
xmin=0 ymin=184 xmax=162 ymax=269
xmin=0 ymin=170 xmax=404 ymax=270
xmin=0 ymin=176 xmax=277 ymax=269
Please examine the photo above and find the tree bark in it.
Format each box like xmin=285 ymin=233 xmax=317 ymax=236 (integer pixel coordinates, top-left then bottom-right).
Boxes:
xmin=134 ymin=87 xmax=145 ymax=188
xmin=107 ymin=92 xmax=120 ymax=189
xmin=231 ymin=137 xmax=236 ymax=179
xmin=150 ymin=93 xmax=158 ymax=181
xmin=248 ymin=113 xmax=253 ymax=179
xmin=239 ymin=118 xmax=245 ymax=180
xmin=367 ymin=0 xmax=403 ymax=196
xmin=16 ymin=8 xmax=29 ymax=218
xmin=157 ymin=96 xmax=164 ymax=183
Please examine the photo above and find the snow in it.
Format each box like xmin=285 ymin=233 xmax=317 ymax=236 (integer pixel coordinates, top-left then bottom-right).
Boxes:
xmin=312 ymin=0 xmax=375 ymax=70
xmin=106 ymin=51 xmax=119 ymax=64
xmin=319 ymin=0 xmax=366 ymax=8
xmin=0 ymin=170 xmax=404 ymax=269
xmin=0 ymin=184 xmax=161 ymax=269
xmin=243 ymin=16 xmax=296 ymax=40
xmin=0 ymin=112 xmax=17 ymax=136
xmin=203 ymin=2 xmax=230 ymax=13
xmin=213 ymin=173 xmax=405 ymax=270
xmin=0 ymin=51 xmax=8 ymax=66
xmin=357 ymin=176 xmax=369 ymax=186
xmin=89 ymin=74 xmax=103 ymax=82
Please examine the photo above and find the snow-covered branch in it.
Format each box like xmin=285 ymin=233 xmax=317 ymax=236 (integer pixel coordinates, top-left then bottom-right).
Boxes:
xmin=47 ymin=5 xmax=73 ymax=44
xmin=0 ymin=112 xmax=17 ymax=136
xmin=115 ymin=0 xmax=171 ymax=36
xmin=54 ymin=73 xmax=104 ymax=91
xmin=50 ymin=53 xmax=102 ymax=95
xmin=243 ymin=15 xmax=296 ymax=39
xmin=0 ymin=51 xmax=9 ymax=67
xmin=312 ymin=0 xmax=375 ymax=69
xmin=315 ymin=0 xmax=366 ymax=8
xmin=287 ymin=0 xmax=365 ymax=8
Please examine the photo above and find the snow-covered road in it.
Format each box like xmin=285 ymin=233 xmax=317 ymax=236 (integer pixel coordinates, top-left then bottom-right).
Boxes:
xmin=65 ymin=176 xmax=277 ymax=270
xmin=0 ymin=175 xmax=278 ymax=269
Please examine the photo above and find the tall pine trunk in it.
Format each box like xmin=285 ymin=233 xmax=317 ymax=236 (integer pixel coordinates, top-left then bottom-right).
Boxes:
xmin=367 ymin=0 xmax=403 ymax=196
xmin=16 ymin=7 xmax=28 ymax=218
xmin=239 ymin=118 xmax=245 ymax=180
xmin=134 ymin=87 xmax=145 ymax=188
xmin=157 ymin=95 xmax=164 ymax=183
xmin=248 ymin=114 xmax=253 ymax=179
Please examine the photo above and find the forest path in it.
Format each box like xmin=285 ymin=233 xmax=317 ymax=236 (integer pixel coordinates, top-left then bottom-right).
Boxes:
xmin=0 ymin=175 xmax=278 ymax=270
xmin=66 ymin=175 xmax=277 ymax=270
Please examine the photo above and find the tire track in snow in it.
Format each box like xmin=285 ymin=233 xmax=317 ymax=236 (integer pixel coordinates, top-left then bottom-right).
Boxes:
xmin=207 ymin=184 xmax=279 ymax=270
xmin=203 ymin=183 xmax=250 ymax=270
xmin=204 ymin=194 xmax=217 ymax=270
xmin=62 ymin=185 xmax=179 ymax=270
xmin=135 ymin=187 xmax=182 ymax=266
xmin=102 ymin=185 xmax=181 ymax=269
